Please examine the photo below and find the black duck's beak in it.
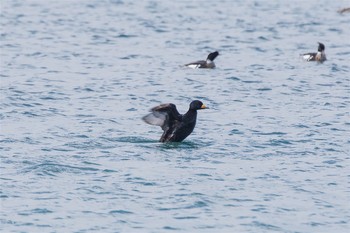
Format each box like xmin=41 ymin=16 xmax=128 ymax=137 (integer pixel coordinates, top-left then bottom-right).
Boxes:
xmin=201 ymin=104 xmax=207 ymax=109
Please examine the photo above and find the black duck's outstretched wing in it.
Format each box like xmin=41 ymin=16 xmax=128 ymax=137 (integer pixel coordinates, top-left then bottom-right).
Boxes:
xmin=142 ymin=103 xmax=182 ymax=131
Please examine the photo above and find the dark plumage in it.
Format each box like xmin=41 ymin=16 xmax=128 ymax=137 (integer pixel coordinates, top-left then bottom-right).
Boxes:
xmin=184 ymin=51 xmax=219 ymax=69
xmin=142 ymin=100 xmax=207 ymax=142
xmin=338 ymin=7 xmax=350 ymax=14
xmin=301 ymin=42 xmax=327 ymax=62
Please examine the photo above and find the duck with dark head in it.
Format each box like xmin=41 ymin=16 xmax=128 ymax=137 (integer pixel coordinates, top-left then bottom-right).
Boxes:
xmin=185 ymin=51 xmax=219 ymax=69
xmin=142 ymin=100 xmax=207 ymax=142
xmin=302 ymin=42 xmax=327 ymax=63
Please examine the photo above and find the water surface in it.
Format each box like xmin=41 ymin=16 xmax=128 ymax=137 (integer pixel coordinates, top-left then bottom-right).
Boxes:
xmin=1 ymin=0 xmax=350 ymax=232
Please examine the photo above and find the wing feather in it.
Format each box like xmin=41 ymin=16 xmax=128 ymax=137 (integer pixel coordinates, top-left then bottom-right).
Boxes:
xmin=142 ymin=103 xmax=182 ymax=130
xmin=142 ymin=112 xmax=167 ymax=127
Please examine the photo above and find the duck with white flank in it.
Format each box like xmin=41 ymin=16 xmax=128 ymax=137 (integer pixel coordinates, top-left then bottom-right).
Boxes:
xmin=302 ymin=42 xmax=327 ymax=63
xmin=185 ymin=51 xmax=219 ymax=69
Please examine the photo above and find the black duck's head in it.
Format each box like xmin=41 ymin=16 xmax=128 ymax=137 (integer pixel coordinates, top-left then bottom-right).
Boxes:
xmin=189 ymin=100 xmax=207 ymax=110
xmin=318 ymin=42 xmax=325 ymax=52
xmin=207 ymin=51 xmax=219 ymax=61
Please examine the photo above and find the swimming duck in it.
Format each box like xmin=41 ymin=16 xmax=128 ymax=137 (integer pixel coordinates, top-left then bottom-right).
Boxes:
xmin=338 ymin=7 xmax=350 ymax=14
xmin=184 ymin=51 xmax=219 ymax=69
xmin=302 ymin=42 xmax=327 ymax=63
xmin=142 ymin=100 xmax=207 ymax=142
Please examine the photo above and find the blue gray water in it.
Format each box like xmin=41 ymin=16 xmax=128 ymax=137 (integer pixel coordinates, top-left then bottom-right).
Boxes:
xmin=1 ymin=0 xmax=350 ymax=232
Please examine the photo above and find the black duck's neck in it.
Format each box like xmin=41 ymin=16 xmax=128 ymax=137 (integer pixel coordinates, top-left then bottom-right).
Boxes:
xmin=184 ymin=109 xmax=197 ymax=122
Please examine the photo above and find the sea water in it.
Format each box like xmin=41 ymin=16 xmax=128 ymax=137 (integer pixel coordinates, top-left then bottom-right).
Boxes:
xmin=1 ymin=0 xmax=349 ymax=232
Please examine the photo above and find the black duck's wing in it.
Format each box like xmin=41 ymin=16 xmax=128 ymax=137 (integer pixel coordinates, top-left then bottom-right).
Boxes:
xmin=142 ymin=103 xmax=182 ymax=130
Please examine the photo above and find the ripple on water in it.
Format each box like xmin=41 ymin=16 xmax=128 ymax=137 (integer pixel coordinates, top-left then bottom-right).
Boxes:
xmin=23 ymin=163 xmax=100 ymax=176
xmin=112 ymin=136 xmax=156 ymax=143
xmin=109 ymin=210 xmax=134 ymax=215
xmin=1 ymin=0 xmax=349 ymax=233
